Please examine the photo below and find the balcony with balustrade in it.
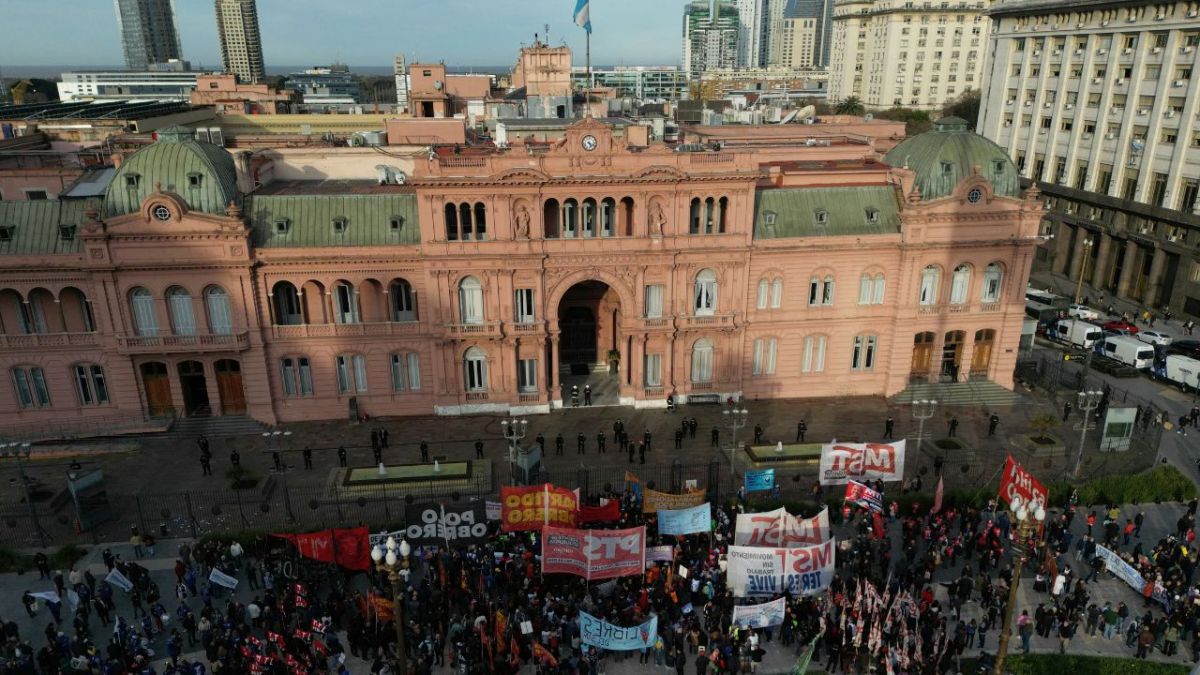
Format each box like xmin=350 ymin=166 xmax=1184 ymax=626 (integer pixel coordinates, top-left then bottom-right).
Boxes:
xmin=116 ymin=331 xmax=250 ymax=355
xmin=445 ymin=322 xmax=503 ymax=340
xmin=677 ymin=313 xmax=737 ymax=331
xmin=268 ymin=321 xmax=423 ymax=340
xmin=0 ymin=332 xmax=100 ymax=349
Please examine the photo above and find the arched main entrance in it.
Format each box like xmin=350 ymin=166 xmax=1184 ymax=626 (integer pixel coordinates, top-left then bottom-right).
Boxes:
xmin=178 ymin=360 xmax=211 ymax=416
xmin=557 ymin=280 xmax=622 ymax=405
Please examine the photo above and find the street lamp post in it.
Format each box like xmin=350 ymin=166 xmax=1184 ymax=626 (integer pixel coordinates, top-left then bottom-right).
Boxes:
xmin=994 ymin=495 xmax=1046 ymax=675
xmin=499 ymin=418 xmax=528 ymax=484
xmin=1073 ymin=236 xmax=1095 ymax=305
xmin=0 ymin=443 xmax=45 ymax=547
xmin=723 ymin=407 xmax=749 ymax=474
xmin=371 ymin=536 xmax=412 ymax=675
xmin=1072 ymin=389 xmax=1104 ymax=477
xmin=911 ymin=398 xmax=938 ymax=459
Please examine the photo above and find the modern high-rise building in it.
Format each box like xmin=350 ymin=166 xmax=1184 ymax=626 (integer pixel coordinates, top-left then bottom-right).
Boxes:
xmin=683 ymin=1 xmax=742 ymax=78
xmin=736 ymin=0 xmax=773 ymax=67
xmin=978 ymin=0 xmax=1200 ymax=317
xmin=214 ymin=0 xmax=265 ymax=84
xmin=113 ymin=0 xmax=183 ymax=70
xmin=828 ymin=0 xmax=990 ymax=110
xmin=784 ymin=0 xmax=834 ymax=68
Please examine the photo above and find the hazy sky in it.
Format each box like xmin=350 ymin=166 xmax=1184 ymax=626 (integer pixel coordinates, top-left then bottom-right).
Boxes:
xmin=0 ymin=0 xmax=683 ymax=68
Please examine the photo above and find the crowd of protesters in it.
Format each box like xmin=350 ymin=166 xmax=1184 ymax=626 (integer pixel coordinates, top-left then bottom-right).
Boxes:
xmin=1 ymin=475 xmax=1199 ymax=674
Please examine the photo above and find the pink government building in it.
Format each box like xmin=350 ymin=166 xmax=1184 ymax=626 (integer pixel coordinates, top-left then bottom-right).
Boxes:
xmin=0 ymin=117 xmax=1043 ymax=430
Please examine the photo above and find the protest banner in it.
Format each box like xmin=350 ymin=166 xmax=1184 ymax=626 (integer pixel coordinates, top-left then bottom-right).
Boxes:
xmin=579 ymin=612 xmax=658 ymax=651
xmin=998 ymin=455 xmax=1048 ymax=509
xmin=1095 ymin=544 xmax=1145 ymax=593
xmin=208 ymin=567 xmax=240 ymax=590
xmin=731 ymin=597 xmax=787 ymax=628
xmin=657 ymin=503 xmax=711 ymax=536
xmin=104 ymin=568 xmax=134 ymax=592
xmin=642 ymin=487 xmax=705 ymax=513
xmin=485 ymin=501 xmax=502 ymax=520
xmin=646 ymin=545 xmax=675 ymax=565
xmin=734 ymin=508 xmax=830 ymax=547
xmin=726 ymin=539 xmax=836 ymax=597
xmin=271 ymin=527 xmax=371 ymax=570
xmin=542 ymin=525 xmax=646 ymax=580
xmin=500 ymin=483 xmax=578 ymax=532
xmin=403 ymin=502 xmax=489 ymax=547
xmin=844 ymin=480 xmax=884 ymax=512
xmin=818 ymin=440 xmax=905 ymax=485
xmin=744 ymin=468 xmax=775 ymax=492
xmin=580 ymin=500 xmax=621 ymax=524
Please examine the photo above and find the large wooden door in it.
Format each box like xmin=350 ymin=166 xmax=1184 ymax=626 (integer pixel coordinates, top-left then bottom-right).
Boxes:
xmin=215 ymin=359 xmax=246 ymax=415
xmin=911 ymin=332 xmax=935 ymax=377
xmin=971 ymin=330 xmax=996 ymax=377
xmin=140 ymin=362 xmax=173 ymax=417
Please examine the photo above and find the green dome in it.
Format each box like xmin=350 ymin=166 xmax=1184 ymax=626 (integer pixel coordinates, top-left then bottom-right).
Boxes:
xmin=884 ymin=116 xmax=1021 ymax=201
xmin=104 ymin=126 xmax=239 ymax=218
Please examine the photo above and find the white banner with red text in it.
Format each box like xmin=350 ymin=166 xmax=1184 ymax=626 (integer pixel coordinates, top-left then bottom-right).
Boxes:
xmin=818 ymin=440 xmax=906 ymax=485
xmin=726 ymin=539 xmax=836 ymax=597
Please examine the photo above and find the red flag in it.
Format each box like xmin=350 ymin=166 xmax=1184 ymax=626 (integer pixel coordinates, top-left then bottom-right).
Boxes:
xmin=872 ymin=512 xmax=885 ymax=539
xmin=332 ymin=527 xmax=371 ymax=570
xmin=270 ymin=531 xmax=336 ymax=563
xmin=931 ymin=476 xmax=944 ymax=514
xmin=579 ymin=500 xmax=620 ymax=523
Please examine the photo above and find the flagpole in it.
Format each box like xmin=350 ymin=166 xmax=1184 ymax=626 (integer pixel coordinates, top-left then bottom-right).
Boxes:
xmin=587 ymin=30 xmax=592 ymax=89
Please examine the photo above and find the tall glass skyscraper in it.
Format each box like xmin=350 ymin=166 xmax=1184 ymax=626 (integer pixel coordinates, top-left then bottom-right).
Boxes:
xmin=114 ymin=0 xmax=183 ymax=70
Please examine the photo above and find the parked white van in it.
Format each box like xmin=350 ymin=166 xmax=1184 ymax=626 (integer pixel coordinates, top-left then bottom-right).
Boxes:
xmin=1154 ymin=354 xmax=1200 ymax=389
xmin=1050 ymin=319 xmax=1104 ymax=349
xmin=1097 ymin=335 xmax=1155 ymax=369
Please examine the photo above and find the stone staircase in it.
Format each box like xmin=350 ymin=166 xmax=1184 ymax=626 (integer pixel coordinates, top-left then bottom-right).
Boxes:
xmin=890 ymin=380 xmax=1027 ymax=407
xmin=159 ymin=415 xmax=269 ymax=441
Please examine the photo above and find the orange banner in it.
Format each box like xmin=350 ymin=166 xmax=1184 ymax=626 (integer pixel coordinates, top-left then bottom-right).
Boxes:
xmin=500 ymin=483 xmax=579 ymax=532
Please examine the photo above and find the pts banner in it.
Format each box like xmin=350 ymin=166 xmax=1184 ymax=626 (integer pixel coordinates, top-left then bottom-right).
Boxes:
xmin=542 ymin=525 xmax=646 ymax=580
xmin=818 ymin=440 xmax=906 ymax=485
xmin=726 ymin=539 xmax=836 ymax=597
xmin=734 ymin=507 xmax=830 ymax=547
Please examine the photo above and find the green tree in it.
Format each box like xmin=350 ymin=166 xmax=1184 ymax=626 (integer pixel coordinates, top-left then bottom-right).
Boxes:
xmin=834 ymin=96 xmax=865 ymax=115
xmin=1028 ymin=412 xmax=1058 ymax=443
xmin=874 ymin=107 xmax=932 ymax=136
xmin=942 ymin=89 xmax=982 ymax=127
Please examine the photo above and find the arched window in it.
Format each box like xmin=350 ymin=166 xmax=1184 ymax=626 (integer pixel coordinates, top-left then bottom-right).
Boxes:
xmin=851 ymin=334 xmax=878 ymax=371
xmin=757 ymin=279 xmax=769 ymax=310
xmin=543 ymin=198 xmax=560 ymax=238
xmin=771 ymin=278 xmax=782 ymax=308
xmin=582 ymin=198 xmax=597 ymax=238
xmin=691 ymin=338 xmax=714 ymax=383
xmin=859 ymin=274 xmax=873 ymax=305
xmin=694 ymin=269 xmax=718 ymax=315
xmin=872 ymin=274 xmax=886 ymax=304
xmin=459 ymin=276 xmax=484 ymax=324
xmin=752 ymin=337 xmax=777 ymax=376
xmin=333 ymin=282 xmax=359 ymax=324
xmin=950 ymin=264 xmax=971 ymax=305
xmin=459 ymin=203 xmax=474 ymax=240
xmin=704 ymin=197 xmax=716 ymax=234
xmin=390 ymin=279 xmax=417 ymax=321
xmin=280 ymin=356 xmax=313 ymax=396
xmin=19 ymin=291 xmax=47 ymax=334
xmin=689 ymin=198 xmax=702 ymax=234
xmin=801 ymin=335 xmax=827 ymax=373
xmin=204 ymin=286 xmax=232 ymax=335
xmin=73 ymin=363 xmax=109 ymax=405
xmin=129 ymin=287 xmax=158 ymax=337
xmin=718 ymin=196 xmax=729 ymax=233
xmin=10 ymin=366 xmax=50 ymax=408
xmin=464 ymin=347 xmax=488 ymax=391
xmin=166 ymin=287 xmax=195 ymax=336
xmin=981 ymin=263 xmax=1004 ymax=302
xmin=272 ymin=282 xmax=302 ymax=325
xmin=809 ymin=275 xmax=835 ymax=306
xmin=473 ymin=202 xmax=487 ymax=240
xmin=391 ymin=352 xmax=422 ymax=391
xmin=919 ymin=266 xmax=940 ymax=305
xmin=335 ymin=353 xmax=368 ymax=393
xmin=444 ymin=203 xmax=459 ymax=241
xmin=563 ymin=199 xmax=578 ymax=238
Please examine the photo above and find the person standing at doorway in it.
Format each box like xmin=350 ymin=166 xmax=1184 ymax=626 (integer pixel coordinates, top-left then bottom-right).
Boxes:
xmin=303 ymin=447 xmax=313 ymax=469
xmin=584 ymin=385 xmax=592 ymax=406
xmin=475 ymin=440 xmax=484 ymax=459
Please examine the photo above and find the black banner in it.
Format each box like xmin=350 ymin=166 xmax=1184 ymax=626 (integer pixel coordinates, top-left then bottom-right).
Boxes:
xmin=403 ymin=501 xmax=489 ymax=547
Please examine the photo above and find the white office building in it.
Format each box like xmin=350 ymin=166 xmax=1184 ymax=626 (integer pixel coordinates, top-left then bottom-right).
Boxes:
xmin=57 ymin=69 xmax=200 ymax=102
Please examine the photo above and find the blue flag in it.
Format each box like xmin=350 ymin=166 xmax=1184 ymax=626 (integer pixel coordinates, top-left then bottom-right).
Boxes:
xmin=574 ymin=0 xmax=592 ymax=34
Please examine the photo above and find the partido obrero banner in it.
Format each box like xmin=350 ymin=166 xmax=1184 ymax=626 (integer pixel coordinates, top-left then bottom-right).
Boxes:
xmin=657 ymin=503 xmax=711 ymax=536
xmin=726 ymin=539 xmax=836 ymax=597
xmin=500 ymin=483 xmax=579 ymax=531
xmin=642 ymin=488 xmax=706 ymax=514
xmin=579 ymin=612 xmax=658 ymax=651
xmin=731 ymin=597 xmax=787 ymax=629
xmin=734 ymin=507 xmax=830 ymax=547
xmin=818 ymin=440 xmax=906 ymax=485
xmin=402 ymin=502 xmax=489 ymax=547
xmin=542 ymin=525 xmax=646 ymax=580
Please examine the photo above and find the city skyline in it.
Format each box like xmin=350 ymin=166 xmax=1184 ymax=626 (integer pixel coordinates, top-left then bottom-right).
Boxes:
xmin=0 ymin=0 xmax=682 ymax=69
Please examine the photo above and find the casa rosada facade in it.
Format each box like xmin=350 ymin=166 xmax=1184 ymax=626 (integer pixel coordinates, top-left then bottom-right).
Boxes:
xmin=0 ymin=118 xmax=1043 ymax=430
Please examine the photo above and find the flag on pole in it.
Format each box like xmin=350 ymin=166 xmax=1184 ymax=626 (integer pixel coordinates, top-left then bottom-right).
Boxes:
xmin=791 ymin=633 xmax=822 ymax=674
xmin=931 ymin=475 xmax=944 ymax=514
xmin=573 ymin=0 xmax=592 ymax=33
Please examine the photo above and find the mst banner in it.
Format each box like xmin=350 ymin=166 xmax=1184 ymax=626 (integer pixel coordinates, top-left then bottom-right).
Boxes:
xmin=579 ymin=612 xmax=658 ymax=651
xmin=500 ymin=484 xmax=578 ymax=532
xmin=734 ymin=508 xmax=830 ymax=547
xmin=818 ymin=440 xmax=906 ymax=485
xmin=726 ymin=539 xmax=836 ymax=597
xmin=402 ymin=502 xmax=489 ymax=547
xmin=998 ymin=455 xmax=1048 ymax=509
xmin=642 ymin=488 xmax=706 ymax=513
xmin=542 ymin=525 xmax=646 ymax=580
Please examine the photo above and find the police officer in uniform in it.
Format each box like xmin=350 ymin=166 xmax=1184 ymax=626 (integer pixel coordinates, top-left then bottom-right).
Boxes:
xmin=337 ymin=445 xmax=347 ymax=467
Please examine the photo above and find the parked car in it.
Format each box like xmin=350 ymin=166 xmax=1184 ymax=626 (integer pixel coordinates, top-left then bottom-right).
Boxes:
xmin=1068 ymin=304 xmax=1101 ymax=320
xmin=1137 ymin=330 xmax=1172 ymax=347
xmin=1102 ymin=320 xmax=1140 ymax=335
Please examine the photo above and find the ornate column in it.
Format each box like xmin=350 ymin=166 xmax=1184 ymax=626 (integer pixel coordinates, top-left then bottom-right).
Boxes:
xmin=1091 ymin=233 xmax=1114 ymax=292
xmin=1144 ymin=246 xmax=1169 ymax=306
xmin=1067 ymin=230 xmax=1087 ymax=282
xmin=548 ymin=333 xmax=561 ymax=401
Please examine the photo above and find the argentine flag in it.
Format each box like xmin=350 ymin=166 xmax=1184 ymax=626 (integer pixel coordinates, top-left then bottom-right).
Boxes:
xmin=573 ymin=0 xmax=592 ymax=34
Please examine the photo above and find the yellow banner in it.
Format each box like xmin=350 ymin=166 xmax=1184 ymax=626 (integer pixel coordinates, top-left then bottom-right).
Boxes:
xmin=643 ymin=488 xmax=706 ymax=514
